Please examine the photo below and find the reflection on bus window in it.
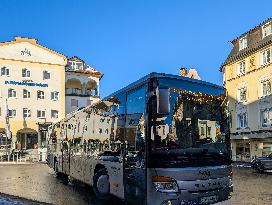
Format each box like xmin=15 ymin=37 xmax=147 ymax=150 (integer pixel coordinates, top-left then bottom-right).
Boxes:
xmin=151 ymin=88 xmax=228 ymax=167
xmin=126 ymin=86 xmax=146 ymax=114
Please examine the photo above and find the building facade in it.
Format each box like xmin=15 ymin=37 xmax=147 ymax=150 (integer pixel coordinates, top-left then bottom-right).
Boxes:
xmin=0 ymin=37 xmax=103 ymax=151
xmin=221 ymin=18 xmax=272 ymax=161
xmin=0 ymin=37 xmax=67 ymax=149
xmin=65 ymin=56 xmax=102 ymax=114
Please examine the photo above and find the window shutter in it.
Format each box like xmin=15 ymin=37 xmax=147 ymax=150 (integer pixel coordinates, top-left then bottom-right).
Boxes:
xmin=269 ymin=79 xmax=272 ymax=94
xmin=267 ymin=49 xmax=271 ymax=63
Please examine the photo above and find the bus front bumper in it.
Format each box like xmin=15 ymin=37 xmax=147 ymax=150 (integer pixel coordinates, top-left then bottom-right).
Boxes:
xmin=148 ymin=185 xmax=233 ymax=205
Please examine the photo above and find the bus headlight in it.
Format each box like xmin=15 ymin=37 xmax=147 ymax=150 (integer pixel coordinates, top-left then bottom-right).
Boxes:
xmin=152 ymin=176 xmax=179 ymax=193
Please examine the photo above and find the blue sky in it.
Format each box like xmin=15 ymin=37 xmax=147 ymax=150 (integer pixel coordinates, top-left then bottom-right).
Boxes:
xmin=0 ymin=0 xmax=271 ymax=97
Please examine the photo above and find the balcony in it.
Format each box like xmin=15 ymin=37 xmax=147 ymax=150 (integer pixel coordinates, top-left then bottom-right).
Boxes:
xmin=65 ymin=88 xmax=98 ymax=97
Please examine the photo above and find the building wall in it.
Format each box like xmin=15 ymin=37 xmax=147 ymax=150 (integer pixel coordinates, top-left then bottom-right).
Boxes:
xmin=223 ymin=19 xmax=272 ymax=161
xmin=0 ymin=37 xmax=66 ymax=147
xmin=65 ymin=72 xmax=101 ymax=114
xmin=224 ymin=44 xmax=272 ymax=133
xmin=65 ymin=95 xmax=100 ymax=114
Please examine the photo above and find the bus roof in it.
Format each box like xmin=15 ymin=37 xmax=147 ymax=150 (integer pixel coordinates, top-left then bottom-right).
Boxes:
xmin=104 ymin=72 xmax=224 ymax=100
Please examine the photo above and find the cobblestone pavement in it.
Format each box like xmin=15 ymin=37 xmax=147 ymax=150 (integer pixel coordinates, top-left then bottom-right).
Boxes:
xmin=0 ymin=164 xmax=121 ymax=205
xmin=230 ymin=167 xmax=272 ymax=205
xmin=0 ymin=164 xmax=271 ymax=205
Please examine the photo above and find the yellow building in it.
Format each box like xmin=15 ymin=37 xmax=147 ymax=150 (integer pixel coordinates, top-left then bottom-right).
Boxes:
xmin=221 ymin=18 xmax=272 ymax=161
xmin=0 ymin=37 xmax=67 ymax=149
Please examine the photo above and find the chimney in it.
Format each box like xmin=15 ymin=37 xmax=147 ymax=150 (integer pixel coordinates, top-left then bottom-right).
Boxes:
xmin=179 ymin=67 xmax=187 ymax=77
xmin=187 ymin=68 xmax=201 ymax=80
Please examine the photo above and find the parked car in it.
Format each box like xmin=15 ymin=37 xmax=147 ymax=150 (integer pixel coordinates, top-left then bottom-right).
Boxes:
xmin=251 ymin=153 xmax=272 ymax=173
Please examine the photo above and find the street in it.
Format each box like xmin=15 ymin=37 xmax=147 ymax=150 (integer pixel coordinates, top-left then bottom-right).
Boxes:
xmin=0 ymin=164 xmax=122 ymax=205
xmin=0 ymin=164 xmax=271 ymax=205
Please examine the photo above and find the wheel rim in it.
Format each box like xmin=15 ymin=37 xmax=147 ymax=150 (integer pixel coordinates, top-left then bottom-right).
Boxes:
xmin=97 ymin=175 xmax=109 ymax=194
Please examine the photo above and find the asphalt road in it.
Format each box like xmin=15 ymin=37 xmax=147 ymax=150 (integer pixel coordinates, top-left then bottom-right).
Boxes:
xmin=0 ymin=164 xmax=271 ymax=205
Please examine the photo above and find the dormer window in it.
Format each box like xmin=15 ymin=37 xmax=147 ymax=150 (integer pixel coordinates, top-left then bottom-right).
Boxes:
xmin=261 ymin=49 xmax=270 ymax=66
xmin=262 ymin=22 xmax=272 ymax=38
xmin=239 ymin=36 xmax=247 ymax=51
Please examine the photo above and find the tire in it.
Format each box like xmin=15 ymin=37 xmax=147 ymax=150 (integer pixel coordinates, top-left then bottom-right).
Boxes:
xmin=256 ymin=163 xmax=264 ymax=174
xmin=93 ymin=168 xmax=110 ymax=199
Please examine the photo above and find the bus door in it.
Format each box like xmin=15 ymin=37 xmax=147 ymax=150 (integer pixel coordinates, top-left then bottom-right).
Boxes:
xmin=62 ymin=141 xmax=70 ymax=175
xmin=124 ymin=113 xmax=146 ymax=205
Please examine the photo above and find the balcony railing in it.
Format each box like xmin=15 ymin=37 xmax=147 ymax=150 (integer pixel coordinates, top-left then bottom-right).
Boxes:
xmin=66 ymin=88 xmax=98 ymax=97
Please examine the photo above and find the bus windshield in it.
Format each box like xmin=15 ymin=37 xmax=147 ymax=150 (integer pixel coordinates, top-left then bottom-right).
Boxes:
xmin=150 ymin=87 xmax=230 ymax=168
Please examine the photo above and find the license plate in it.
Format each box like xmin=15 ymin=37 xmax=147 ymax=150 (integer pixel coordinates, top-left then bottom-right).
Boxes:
xmin=200 ymin=195 xmax=218 ymax=204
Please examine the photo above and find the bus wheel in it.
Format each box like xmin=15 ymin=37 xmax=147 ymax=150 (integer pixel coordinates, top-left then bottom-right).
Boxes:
xmin=93 ymin=168 xmax=110 ymax=199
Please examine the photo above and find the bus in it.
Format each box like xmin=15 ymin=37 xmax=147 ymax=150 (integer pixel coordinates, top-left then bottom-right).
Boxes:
xmin=47 ymin=72 xmax=233 ymax=205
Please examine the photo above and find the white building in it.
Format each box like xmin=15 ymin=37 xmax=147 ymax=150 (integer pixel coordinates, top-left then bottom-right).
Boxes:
xmin=0 ymin=36 xmax=67 ymax=149
xmin=65 ymin=56 xmax=103 ymax=114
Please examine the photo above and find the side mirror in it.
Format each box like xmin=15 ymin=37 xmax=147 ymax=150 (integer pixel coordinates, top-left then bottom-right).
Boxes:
xmin=156 ymin=87 xmax=170 ymax=114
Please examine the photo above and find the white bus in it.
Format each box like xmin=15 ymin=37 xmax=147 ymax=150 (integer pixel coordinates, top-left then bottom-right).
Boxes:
xmin=47 ymin=72 xmax=233 ymax=205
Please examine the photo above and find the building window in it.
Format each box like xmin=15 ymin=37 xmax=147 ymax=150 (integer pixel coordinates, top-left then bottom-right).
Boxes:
xmin=262 ymin=80 xmax=271 ymax=97
xmin=8 ymin=89 xmax=16 ymax=98
xmin=43 ymin=70 xmax=50 ymax=80
xmin=37 ymin=90 xmax=45 ymax=99
xmin=22 ymin=68 xmax=30 ymax=77
xmin=239 ymin=36 xmax=247 ymax=50
xmin=262 ymin=22 xmax=272 ymax=38
xmin=67 ymin=61 xmax=83 ymax=71
xmin=162 ymin=126 xmax=165 ymax=135
xmin=207 ymin=127 xmax=211 ymax=136
xmin=238 ymin=87 xmax=247 ymax=102
xmin=238 ymin=61 xmax=246 ymax=75
xmin=8 ymin=109 xmax=16 ymax=117
xmin=37 ymin=110 xmax=46 ymax=118
xmin=261 ymin=49 xmax=270 ymax=66
xmin=51 ymin=91 xmax=59 ymax=101
xmin=71 ymin=99 xmax=78 ymax=107
xmin=23 ymin=89 xmax=30 ymax=98
xmin=237 ymin=112 xmax=248 ymax=129
xmin=51 ymin=110 xmax=59 ymax=118
xmin=87 ymin=100 xmax=93 ymax=106
xmin=200 ymin=127 xmax=205 ymax=136
xmin=1 ymin=67 xmax=9 ymax=76
xmin=260 ymin=109 xmax=272 ymax=127
xmin=23 ymin=108 xmax=31 ymax=118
